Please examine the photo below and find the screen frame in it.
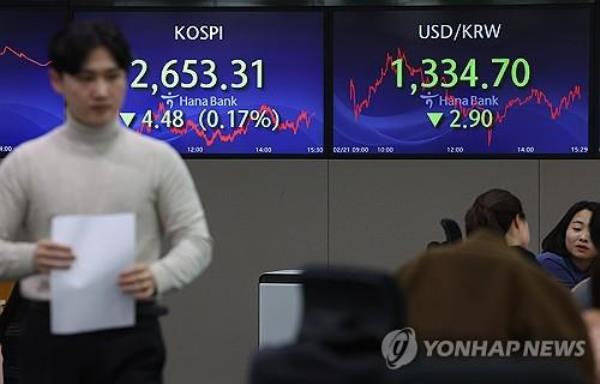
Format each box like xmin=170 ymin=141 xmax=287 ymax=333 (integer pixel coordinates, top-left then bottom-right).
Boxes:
xmin=329 ymin=2 xmax=596 ymax=159
xmin=71 ymin=5 xmax=328 ymax=159
xmin=0 ymin=3 xmax=596 ymax=159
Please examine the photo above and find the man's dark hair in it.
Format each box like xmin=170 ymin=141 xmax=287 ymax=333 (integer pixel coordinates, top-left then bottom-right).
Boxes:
xmin=542 ymin=201 xmax=600 ymax=258
xmin=49 ymin=21 xmax=132 ymax=75
xmin=465 ymin=188 xmax=525 ymax=236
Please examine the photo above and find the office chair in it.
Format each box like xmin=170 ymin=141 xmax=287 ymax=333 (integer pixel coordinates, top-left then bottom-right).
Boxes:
xmin=427 ymin=218 xmax=463 ymax=249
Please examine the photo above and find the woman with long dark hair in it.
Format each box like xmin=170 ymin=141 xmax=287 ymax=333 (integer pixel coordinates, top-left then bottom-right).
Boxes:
xmin=539 ymin=201 xmax=600 ymax=289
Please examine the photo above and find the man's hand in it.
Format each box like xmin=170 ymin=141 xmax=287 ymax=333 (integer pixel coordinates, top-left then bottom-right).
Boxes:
xmin=34 ymin=240 xmax=75 ymax=274
xmin=118 ymin=263 xmax=157 ymax=300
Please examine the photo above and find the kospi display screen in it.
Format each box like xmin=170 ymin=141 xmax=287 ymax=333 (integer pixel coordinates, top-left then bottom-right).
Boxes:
xmin=333 ymin=6 xmax=591 ymax=156
xmin=76 ymin=11 xmax=324 ymax=157
xmin=0 ymin=9 xmax=65 ymax=155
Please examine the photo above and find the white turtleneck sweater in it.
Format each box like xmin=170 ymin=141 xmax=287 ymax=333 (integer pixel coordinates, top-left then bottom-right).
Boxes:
xmin=0 ymin=117 xmax=212 ymax=300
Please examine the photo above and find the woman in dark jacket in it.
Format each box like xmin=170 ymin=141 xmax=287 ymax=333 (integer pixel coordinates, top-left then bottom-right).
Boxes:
xmin=538 ymin=201 xmax=600 ymax=289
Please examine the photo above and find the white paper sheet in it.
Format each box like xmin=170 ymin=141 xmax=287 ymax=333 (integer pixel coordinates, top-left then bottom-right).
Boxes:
xmin=50 ymin=213 xmax=136 ymax=335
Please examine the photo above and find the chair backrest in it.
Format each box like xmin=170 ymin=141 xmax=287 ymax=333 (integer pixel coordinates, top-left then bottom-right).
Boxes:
xmin=440 ymin=218 xmax=462 ymax=243
xmin=427 ymin=218 xmax=463 ymax=249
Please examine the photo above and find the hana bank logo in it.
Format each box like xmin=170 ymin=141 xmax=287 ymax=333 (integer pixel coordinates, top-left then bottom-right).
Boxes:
xmin=381 ymin=327 xmax=418 ymax=369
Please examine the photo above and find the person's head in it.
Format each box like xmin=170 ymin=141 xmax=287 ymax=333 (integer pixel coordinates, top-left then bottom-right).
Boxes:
xmin=542 ymin=201 xmax=600 ymax=265
xmin=465 ymin=189 xmax=529 ymax=247
xmin=48 ymin=21 xmax=132 ymax=127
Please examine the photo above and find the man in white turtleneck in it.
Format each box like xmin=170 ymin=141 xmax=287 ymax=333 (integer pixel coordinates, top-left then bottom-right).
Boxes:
xmin=0 ymin=21 xmax=212 ymax=383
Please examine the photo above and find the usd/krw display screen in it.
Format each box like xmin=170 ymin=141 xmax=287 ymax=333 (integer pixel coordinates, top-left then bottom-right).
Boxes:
xmin=77 ymin=11 xmax=324 ymax=157
xmin=0 ymin=9 xmax=66 ymax=155
xmin=333 ymin=6 xmax=590 ymax=156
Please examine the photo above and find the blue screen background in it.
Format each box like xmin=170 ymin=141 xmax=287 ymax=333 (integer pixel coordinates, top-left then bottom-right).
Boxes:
xmin=0 ymin=9 xmax=65 ymax=151
xmin=77 ymin=11 xmax=324 ymax=156
xmin=333 ymin=7 xmax=590 ymax=155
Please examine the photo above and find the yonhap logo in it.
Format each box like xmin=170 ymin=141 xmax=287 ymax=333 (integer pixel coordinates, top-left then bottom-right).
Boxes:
xmin=381 ymin=329 xmax=586 ymax=369
xmin=381 ymin=327 xmax=418 ymax=369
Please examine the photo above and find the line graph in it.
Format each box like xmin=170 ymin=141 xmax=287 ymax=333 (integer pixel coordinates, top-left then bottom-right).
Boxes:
xmin=348 ymin=48 xmax=582 ymax=146
xmin=0 ymin=46 xmax=51 ymax=67
xmin=136 ymin=102 xmax=314 ymax=148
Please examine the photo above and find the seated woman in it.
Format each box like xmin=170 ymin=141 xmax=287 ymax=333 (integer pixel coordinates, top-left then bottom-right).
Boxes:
xmin=465 ymin=188 xmax=536 ymax=264
xmin=539 ymin=201 xmax=600 ymax=290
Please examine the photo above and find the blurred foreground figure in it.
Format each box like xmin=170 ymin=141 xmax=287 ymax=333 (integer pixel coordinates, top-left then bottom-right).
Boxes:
xmin=0 ymin=21 xmax=212 ymax=384
xmin=395 ymin=231 xmax=594 ymax=383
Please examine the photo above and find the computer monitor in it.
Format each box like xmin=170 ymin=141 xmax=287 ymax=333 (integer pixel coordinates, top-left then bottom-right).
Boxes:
xmin=258 ymin=270 xmax=303 ymax=349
